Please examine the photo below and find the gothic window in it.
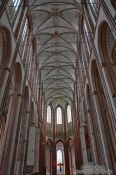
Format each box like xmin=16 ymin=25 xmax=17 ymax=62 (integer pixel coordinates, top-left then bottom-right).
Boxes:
xmin=84 ymin=22 xmax=91 ymax=56
xmin=22 ymin=19 xmax=28 ymax=41
xmin=87 ymin=0 xmax=99 ymax=21
xmin=67 ymin=105 xmax=72 ymax=123
xmin=47 ymin=106 xmax=51 ymax=123
xmin=57 ymin=107 xmax=62 ymax=124
xmin=27 ymin=46 xmax=32 ymax=81
xmin=13 ymin=0 xmax=21 ymax=11
xmin=7 ymin=0 xmax=23 ymax=27
xmin=19 ymin=18 xmax=29 ymax=57
xmin=82 ymin=20 xmax=93 ymax=63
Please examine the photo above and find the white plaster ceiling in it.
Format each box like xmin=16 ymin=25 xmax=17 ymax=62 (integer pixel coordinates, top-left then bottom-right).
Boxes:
xmin=29 ymin=0 xmax=82 ymax=107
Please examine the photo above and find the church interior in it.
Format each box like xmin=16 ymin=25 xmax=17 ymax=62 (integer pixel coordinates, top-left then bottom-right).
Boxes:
xmin=0 ymin=0 xmax=116 ymax=175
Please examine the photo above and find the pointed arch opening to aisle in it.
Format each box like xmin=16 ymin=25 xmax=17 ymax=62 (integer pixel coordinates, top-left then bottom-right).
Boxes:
xmin=0 ymin=62 xmax=23 ymax=174
xmin=91 ymin=60 xmax=116 ymax=173
xmin=56 ymin=141 xmax=65 ymax=175
xmin=99 ymin=22 xmax=116 ymax=94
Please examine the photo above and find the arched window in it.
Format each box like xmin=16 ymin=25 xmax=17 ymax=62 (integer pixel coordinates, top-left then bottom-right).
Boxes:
xmin=13 ymin=0 xmax=21 ymax=11
xmin=67 ymin=105 xmax=72 ymax=123
xmin=83 ymin=22 xmax=91 ymax=56
xmin=22 ymin=19 xmax=28 ymax=41
xmin=57 ymin=107 xmax=62 ymax=124
xmin=7 ymin=0 xmax=23 ymax=27
xmin=19 ymin=18 xmax=29 ymax=56
xmin=47 ymin=106 xmax=51 ymax=123
xmin=87 ymin=0 xmax=99 ymax=21
xmin=57 ymin=150 xmax=63 ymax=164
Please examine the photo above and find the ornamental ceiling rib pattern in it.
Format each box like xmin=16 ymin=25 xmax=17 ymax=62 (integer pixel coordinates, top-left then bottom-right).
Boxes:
xmin=29 ymin=0 xmax=82 ymax=107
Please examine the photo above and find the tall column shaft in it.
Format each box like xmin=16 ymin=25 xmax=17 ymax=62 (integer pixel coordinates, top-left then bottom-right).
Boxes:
xmin=52 ymin=142 xmax=56 ymax=175
xmin=0 ymin=94 xmax=22 ymax=175
xmin=64 ymin=143 xmax=70 ymax=175
xmin=80 ymin=127 xmax=88 ymax=164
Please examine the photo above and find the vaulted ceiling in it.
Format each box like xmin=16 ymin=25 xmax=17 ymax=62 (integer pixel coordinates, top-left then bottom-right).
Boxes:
xmin=29 ymin=0 xmax=82 ymax=107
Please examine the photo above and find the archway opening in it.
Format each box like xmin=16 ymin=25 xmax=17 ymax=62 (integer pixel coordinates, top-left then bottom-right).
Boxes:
xmin=56 ymin=142 xmax=65 ymax=174
xmin=91 ymin=60 xmax=116 ymax=172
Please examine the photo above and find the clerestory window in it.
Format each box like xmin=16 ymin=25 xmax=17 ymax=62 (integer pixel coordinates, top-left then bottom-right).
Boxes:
xmin=87 ymin=0 xmax=99 ymax=21
xmin=57 ymin=107 xmax=62 ymax=124
xmin=67 ymin=105 xmax=72 ymax=123
xmin=47 ymin=106 xmax=51 ymax=123
xmin=19 ymin=18 xmax=28 ymax=57
xmin=13 ymin=0 xmax=21 ymax=11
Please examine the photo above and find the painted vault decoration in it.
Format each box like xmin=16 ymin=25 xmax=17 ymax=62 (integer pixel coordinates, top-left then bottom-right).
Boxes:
xmin=29 ymin=0 xmax=82 ymax=107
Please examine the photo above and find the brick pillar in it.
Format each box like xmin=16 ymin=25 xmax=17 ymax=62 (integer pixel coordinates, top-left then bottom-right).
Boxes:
xmin=52 ymin=141 xmax=56 ymax=175
xmin=74 ymin=134 xmax=83 ymax=170
xmin=39 ymin=131 xmax=46 ymax=175
xmin=64 ymin=143 xmax=70 ymax=175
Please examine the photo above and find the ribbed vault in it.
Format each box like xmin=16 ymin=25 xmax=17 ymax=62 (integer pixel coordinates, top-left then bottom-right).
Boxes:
xmin=29 ymin=0 xmax=82 ymax=107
